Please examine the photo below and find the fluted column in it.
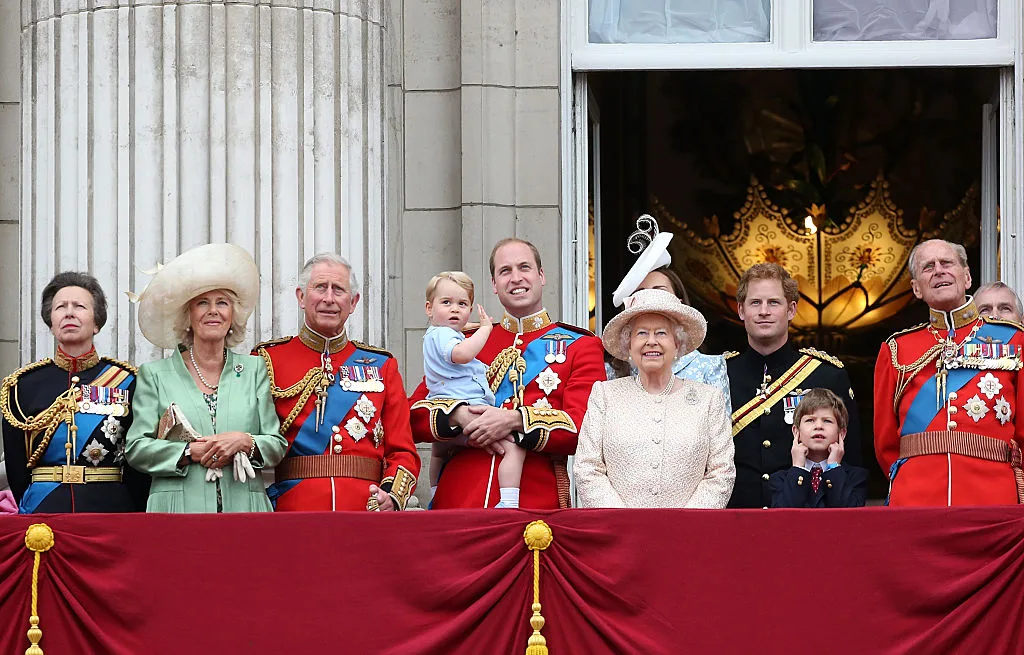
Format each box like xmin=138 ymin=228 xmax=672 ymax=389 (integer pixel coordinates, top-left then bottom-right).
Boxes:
xmin=20 ymin=0 xmax=386 ymax=363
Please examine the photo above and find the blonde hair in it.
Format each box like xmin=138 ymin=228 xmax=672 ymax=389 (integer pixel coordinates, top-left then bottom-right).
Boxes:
xmin=174 ymin=288 xmax=247 ymax=348
xmin=426 ymin=271 xmax=475 ymax=303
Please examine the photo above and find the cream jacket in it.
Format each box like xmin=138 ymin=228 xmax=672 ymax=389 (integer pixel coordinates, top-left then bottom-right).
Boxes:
xmin=574 ymin=376 xmax=735 ymax=508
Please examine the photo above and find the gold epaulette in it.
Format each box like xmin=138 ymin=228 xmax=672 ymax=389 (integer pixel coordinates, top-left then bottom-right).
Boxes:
xmin=885 ymin=322 xmax=929 ymax=341
xmin=723 ymin=351 xmax=740 ymax=360
xmin=1 ymin=359 xmax=54 ymax=423
xmin=100 ymin=356 xmax=137 ymax=375
xmin=982 ymin=316 xmax=1024 ymax=331
xmin=353 ymin=340 xmax=394 ymax=359
xmin=554 ymin=321 xmax=597 ymax=338
xmin=799 ymin=347 xmax=844 ymax=369
xmin=253 ymin=335 xmax=292 ymax=351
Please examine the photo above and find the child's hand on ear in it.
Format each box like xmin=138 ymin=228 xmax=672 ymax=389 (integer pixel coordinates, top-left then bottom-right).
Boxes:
xmin=791 ymin=434 xmax=808 ymax=468
xmin=827 ymin=433 xmax=845 ymax=466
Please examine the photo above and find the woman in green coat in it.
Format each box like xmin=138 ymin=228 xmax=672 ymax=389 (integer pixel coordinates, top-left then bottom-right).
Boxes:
xmin=125 ymin=243 xmax=287 ymax=513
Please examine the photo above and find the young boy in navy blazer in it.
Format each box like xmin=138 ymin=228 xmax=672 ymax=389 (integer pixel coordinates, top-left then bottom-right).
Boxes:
xmin=770 ymin=388 xmax=868 ymax=508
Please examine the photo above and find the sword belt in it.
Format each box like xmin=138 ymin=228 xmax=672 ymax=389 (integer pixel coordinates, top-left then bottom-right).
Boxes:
xmin=900 ymin=431 xmax=1024 ymax=503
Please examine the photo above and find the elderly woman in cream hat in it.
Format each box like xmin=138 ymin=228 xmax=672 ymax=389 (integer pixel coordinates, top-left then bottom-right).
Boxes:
xmin=573 ymin=289 xmax=735 ymax=508
xmin=125 ymin=244 xmax=287 ymax=513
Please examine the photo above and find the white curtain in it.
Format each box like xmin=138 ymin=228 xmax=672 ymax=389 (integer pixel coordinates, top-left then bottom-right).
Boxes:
xmin=589 ymin=0 xmax=771 ymax=43
xmin=813 ymin=0 xmax=997 ymax=41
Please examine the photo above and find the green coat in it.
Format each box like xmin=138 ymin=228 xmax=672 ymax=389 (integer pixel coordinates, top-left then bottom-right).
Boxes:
xmin=125 ymin=349 xmax=287 ymax=513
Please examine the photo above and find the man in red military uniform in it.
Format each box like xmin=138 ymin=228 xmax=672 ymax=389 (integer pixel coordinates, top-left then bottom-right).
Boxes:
xmin=875 ymin=239 xmax=1024 ymax=506
xmin=409 ymin=238 xmax=605 ymax=509
xmin=255 ymin=254 xmax=419 ymax=511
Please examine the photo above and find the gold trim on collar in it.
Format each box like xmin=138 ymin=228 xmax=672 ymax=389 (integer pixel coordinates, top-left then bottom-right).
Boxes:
xmin=298 ymin=324 xmax=349 ymax=354
xmin=928 ymin=298 xmax=978 ymax=331
xmin=499 ymin=309 xmax=552 ymax=334
xmin=54 ymin=347 xmax=100 ymax=373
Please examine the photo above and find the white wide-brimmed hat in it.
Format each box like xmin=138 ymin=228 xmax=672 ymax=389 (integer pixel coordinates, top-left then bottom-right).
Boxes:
xmin=602 ymin=288 xmax=707 ymax=360
xmin=612 ymin=230 xmax=673 ymax=307
xmin=137 ymin=243 xmax=259 ymax=349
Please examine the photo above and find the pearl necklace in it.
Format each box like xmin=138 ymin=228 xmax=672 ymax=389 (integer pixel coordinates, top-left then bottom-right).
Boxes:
xmin=634 ymin=373 xmax=674 ymax=398
xmin=189 ymin=347 xmax=224 ymax=391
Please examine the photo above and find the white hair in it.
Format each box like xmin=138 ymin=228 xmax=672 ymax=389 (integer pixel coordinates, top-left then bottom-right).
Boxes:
xmin=298 ymin=253 xmax=359 ymax=295
xmin=908 ymin=239 xmax=968 ymax=278
xmin=619 ymin=314 xmax=689 ymax=363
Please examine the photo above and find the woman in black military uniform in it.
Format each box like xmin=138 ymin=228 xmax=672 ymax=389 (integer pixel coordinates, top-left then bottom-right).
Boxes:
xmin=1 ymin=272 xmax=148 ymax=513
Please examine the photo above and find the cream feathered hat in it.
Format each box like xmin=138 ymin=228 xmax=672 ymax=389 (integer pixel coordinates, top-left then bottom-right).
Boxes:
xmin=601 ymin=288 xmax=707 ymax=360
xmin=136 ymin=243 xmax=259 ymax=349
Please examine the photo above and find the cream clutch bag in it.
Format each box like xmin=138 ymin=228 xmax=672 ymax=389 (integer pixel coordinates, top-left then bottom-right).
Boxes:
xmin=156 ymin=403 xmax=201 ymax=443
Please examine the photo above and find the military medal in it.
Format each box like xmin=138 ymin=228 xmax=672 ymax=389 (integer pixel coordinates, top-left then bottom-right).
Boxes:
xmin=545 ymin=341 xmax=556 ymax=364
xmin=783 ymin=391 xmax=806 ymax=425
xmin=756 ymin=365 xmax=772 ymax=400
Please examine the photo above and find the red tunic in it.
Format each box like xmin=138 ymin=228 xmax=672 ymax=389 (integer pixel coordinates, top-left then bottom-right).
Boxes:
xmin=256 ymin=329 xmax=420 ymax=511
xmin=874 ymin=302 xmax=1024 ymax=506
xmin=409 ymin=310 xmax=605 ymax=509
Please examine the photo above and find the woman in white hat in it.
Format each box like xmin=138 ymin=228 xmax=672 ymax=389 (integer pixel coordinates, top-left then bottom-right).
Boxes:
xmin=574 ymin=288 xmax=735 ymax=508
xmin=124 ymin=244 xmax=287 ymax=512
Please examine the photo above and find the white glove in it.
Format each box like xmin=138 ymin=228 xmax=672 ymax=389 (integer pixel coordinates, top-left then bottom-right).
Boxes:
xmin=205 ymin=466 xmax=224 ymax=483
xmin=232 ymin=452 xmax=256 ymax=483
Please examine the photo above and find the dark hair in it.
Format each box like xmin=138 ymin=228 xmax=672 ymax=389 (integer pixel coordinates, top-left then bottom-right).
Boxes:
xmin=40 ymin=272 xmax=108 ymax=330
xmin=649 ymin=266 xmax=690 ymax=305
xmin=793 ymin=388 xmax=848 ymax=431
xmin=489 ymin=238 xmax=543 ymax=279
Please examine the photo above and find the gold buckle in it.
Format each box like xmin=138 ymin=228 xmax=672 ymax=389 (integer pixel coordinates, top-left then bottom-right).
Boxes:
xmin=61 ymin=465 xmax=86 ymax=484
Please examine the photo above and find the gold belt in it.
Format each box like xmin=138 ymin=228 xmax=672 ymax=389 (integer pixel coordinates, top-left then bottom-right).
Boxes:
xmin=31 ymin=466 xmax=123 ymax=484
xmin=275 ymin=455 xmax=382 ymax=483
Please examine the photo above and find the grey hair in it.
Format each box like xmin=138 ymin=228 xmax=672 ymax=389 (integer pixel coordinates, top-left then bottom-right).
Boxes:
xmin=908 ymin=239 xmax=968 ymax=278
xmin=618 ymin=315 xmax=689 ymax=363
xmin=173 ymin=289 xmax=247 ymax=348
xmin=975 ymin=281 xmax=1024 ymax=317
xmin=298 ymin=253 xmax=360 ymax=295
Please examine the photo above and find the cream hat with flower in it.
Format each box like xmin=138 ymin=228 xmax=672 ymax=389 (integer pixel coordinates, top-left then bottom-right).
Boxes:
xmin=602 ymin=288 xmax=707 ymax=360
xmin=136 ymin=243 xmax=259 ymax=349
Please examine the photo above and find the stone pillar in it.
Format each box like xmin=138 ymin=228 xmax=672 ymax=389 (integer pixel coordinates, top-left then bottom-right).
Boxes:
xmin=0 ymin=2 xmax=20 ymax=378
xmin=20 ymin=0 xmax=387 ymax=364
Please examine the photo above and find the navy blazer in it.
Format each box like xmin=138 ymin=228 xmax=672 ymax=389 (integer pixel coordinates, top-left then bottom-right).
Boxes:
xmin=769 ymin=464 xmax=868 ymax=508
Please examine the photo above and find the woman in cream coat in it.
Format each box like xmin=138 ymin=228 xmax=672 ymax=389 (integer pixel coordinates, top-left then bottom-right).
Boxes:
xmin=574 ymin=289 xmax=735 ymax=508
xmin=125 ymin=244 xmax=287 ymax=513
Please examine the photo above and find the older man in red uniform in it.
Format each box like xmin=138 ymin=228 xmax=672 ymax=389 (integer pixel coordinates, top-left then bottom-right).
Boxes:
xmin=875 ymin=239 xmax=1024 ymax=505
xmin=255 ymin=254 xmax=419 ymax=511
xmin=409 ymin=239 xmax=605 ymax=509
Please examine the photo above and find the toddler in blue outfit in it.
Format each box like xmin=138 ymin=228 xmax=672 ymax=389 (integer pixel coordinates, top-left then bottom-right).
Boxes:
xmin=424 ymin=272 xmax=526 ymax=508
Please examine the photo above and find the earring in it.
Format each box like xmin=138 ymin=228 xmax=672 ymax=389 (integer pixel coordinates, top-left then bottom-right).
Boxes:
xmin=186 ymin=326 xmax=192 ymax=332
xmin=228 ymin=328 xmax=234 ymax=335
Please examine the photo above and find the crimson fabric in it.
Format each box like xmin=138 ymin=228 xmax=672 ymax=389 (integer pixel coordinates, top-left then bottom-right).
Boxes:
xmin=1 ymin=508 xmax=1023 ymax=654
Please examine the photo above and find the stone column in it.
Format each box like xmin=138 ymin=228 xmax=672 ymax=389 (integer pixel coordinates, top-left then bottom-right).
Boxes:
xmin=20 ymin=0 xmax=387 ymax=364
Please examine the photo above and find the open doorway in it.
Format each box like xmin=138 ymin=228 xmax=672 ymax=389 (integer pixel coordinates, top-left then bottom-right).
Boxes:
xmin=587 ymin=67 xmax=1001 ymax=497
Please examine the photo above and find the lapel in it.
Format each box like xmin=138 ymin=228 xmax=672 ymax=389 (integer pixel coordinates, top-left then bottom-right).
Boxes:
xmin=215 ymin=350 xmax=238 ymax=431
xmin=171 ymin=349 xmax=216 ymax=436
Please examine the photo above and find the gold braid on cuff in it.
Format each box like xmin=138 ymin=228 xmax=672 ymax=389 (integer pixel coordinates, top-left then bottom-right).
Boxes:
xmin=380 ymin=466 xmax=417 ymax=510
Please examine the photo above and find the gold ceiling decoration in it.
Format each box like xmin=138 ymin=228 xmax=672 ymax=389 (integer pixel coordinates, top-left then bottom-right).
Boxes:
xmin=653 ymin=173 xmax=977 ymax=336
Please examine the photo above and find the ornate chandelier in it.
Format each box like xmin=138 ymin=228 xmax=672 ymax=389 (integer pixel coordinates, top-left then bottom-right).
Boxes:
xmin=653 ymin=173 xmax=977 ymax=344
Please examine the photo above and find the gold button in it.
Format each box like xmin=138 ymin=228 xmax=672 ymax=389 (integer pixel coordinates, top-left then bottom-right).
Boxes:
xmin=827 ymin=481 xmax=833 ymax=488
xmin=797 ymin=476 xmax=804 ymax=486
xmin=947 ymin=421 xmax=957 ymax=430
xmin=948 ymin=406 xmax=958 ymax=414
xmin=762 ymin=473 xmax=769 ymax=480
xmin=948 ymin=391 xmax=958 ymax=401
xmin=332 ymin=444 xmax=343 ymax=454
xmin=762 ymin=506 xmax=768 ymax=510
xmin=333 ymin=434 xmax=343 ymax=443
xmin=762 ymin=440 xmax=771 ymax=448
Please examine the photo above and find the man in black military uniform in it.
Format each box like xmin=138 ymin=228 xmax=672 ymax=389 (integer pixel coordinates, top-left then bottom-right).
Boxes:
xmin=726 ymin=263 xmax=860 ymax=508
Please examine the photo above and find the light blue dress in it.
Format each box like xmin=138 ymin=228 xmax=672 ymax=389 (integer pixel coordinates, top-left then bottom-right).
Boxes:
xmin=605 ymin=351 xmax=732 ymax=417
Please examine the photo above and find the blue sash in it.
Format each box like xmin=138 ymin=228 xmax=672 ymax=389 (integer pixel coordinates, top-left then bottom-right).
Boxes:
xmin=492 ymin=327 xmax=580 ymax=407
xmin=268 ymin=346 xmax=382 ymax=505
xmin=901 ymin=322 xmax=1017 ymax=436
xmin=20 ymin=365 xmax=134 ymax=514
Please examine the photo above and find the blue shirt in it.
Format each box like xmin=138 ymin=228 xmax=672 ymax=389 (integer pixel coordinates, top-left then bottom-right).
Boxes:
xmin=423 ymin=325 xmax=495 ymax=406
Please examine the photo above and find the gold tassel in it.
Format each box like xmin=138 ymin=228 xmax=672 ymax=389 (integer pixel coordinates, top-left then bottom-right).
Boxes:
xmin=523 ymin=520 xmax=554 ymax=655
xmin=24 ymin=523 xmax=55 ymax=655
